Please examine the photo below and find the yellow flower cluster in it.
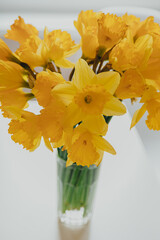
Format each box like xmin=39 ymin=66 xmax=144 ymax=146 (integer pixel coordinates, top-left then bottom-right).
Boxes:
xmin=75 ymin=10 xmax=160 ymax=130
xmin=0 ymin=11 xmax=160 ymax=167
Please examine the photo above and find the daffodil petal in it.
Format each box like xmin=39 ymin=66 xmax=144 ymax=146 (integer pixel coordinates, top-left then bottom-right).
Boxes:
xmin=64 ymin=102 xmax=85 ymax=129
xmin=135 ymin=34 xmax=153 ymax=69
xmin=53 ymin=82 xmax=77 ymax=105
xmin=0 ymin=106 xmax=22 ymax=119
xmin=93 ymin=135 xmax=116 ymax=155
xmin=130 ymin=104 xmax=147 ymax=129
xmin=72 ymin=59 xmax=95 ymax=89
xmin=5 ymin=16 xmax=38 ymax=44
xmin=66 ymin=157 xmax=74 ymax=167
xmin=64 ymin=43 xmax=81 ymax=58
xmin=96 ymin=71 xmax=120 ymax=94
xmin=0 ymin=60 xmax=25 ymax=89
xmin=94 ymin=149 xmax=104 ymax=166
xmin=30 ymin=137 xmax=41 ymax=151
xmin=8 ymin=112 xmax=42 ymax=151
xmin=52 ymin=136 xmax=65 ymax=148
xmin=83 ymin=115 xmax=108 ymax=136
xmin=32 ymin=70 xmax=65 ymax=107
xmin=54 ymin=58 xmax=74 ymax=68
xmin=43 ymin=137 xmax=53 ymax=152
xmin=103 ymin=96 xmax=126 ymax=116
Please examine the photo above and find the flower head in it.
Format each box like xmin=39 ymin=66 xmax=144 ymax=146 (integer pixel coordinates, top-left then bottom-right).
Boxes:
xmin=65 ymin=124 xmax=116 ymax=167
xmin=116 ymin=69 xmax=145 ymax=99
xmin=74 ymin=10 xmax=101 ymax=59
xmin=16 ymin=35 xmax=46 ymax=68
xmin=121 ymin=13 xmax=140 ymax=36
xmin=16 ymin=27 xmax=79 ymax=68
xmin=109 ymin=33 xmax=153 ymax=72
xmin=39 ymin=97 xmax=67 ymax=144
xmin=98 ymin=13 xmax=127 ymax=52
xmin=131 ymin=87 xmax=160 ymax=130
xmin=8 ymin=111 xmax=42 ymax=151
xmin=136 ymin=16 xmax=160 ymax=38
xmin=53 ymin=59 xmax=126 ymax=128
xmin=32 ymin=70 xmax=65 ymax=107
xmin=5 ymin=16 xmax=39 ymax=44
xmin=7 ymin=96 xmax=67 ymax=151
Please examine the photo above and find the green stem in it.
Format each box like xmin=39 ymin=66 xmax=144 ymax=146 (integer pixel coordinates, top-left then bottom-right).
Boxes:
xmin=57 ymin=150 xmax=100 ymax=216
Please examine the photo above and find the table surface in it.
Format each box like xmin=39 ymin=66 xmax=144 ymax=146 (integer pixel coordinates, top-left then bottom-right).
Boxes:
xmin=0 ymin=105 xmax=160 ymax=240
xmin=1 ymin=10 xmax=160 ymax=240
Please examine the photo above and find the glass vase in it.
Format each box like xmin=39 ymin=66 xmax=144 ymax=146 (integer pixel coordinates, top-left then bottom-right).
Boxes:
xmin=57 ymin=154 xmax=100 ymax=227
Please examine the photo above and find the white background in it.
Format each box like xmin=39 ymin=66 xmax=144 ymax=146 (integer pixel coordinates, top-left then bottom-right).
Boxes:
xmin=0 ymin=0 xmax=160 ymax=13
xmin=0 ymin=6 xmax=160 ymax=240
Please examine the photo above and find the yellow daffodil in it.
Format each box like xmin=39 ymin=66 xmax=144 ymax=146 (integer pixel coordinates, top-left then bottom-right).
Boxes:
xmin=0 ymin=60 xmax=29 ymax=89
xmin=109 ymin=33 xmax=153 ymax=72
xmin=98 ymin=13 xmax=127 ymax=53
xmin=7 ymin=94 xmax=67 ymax=151
xmin=53 ymin=59 xmax=126 ymax=128
xmin=141 ymin=57 xmax=160 ymax=91
xmin=65 ymin=123 xmax=116 ymax=167
xmin=15 ymin=23 xmax=79 ymax=68
xmin=135 ymin=16 xmax=160 ymax=58
xmin=32 ymin=70 xmax=65 ymax=107
xmin=74 ymin=10 xmax=101 ymax=59
xmin=115 ymin=57 xmax=160 ymax=100
xmin=121 ymin=13 xmax=140 ymax=36
xmin=44 ymin=28 xmax=80 ymax=67
xmin=16 ymin=35 xmax=46 ymax=67
xmin=131 ymin=87 xmax=160 ymax=130
xmin=5 ymin=16 xmax=39 ymax=44
xmin=115 ymin=69 xmax=146 ymax=99
xmin=8 ymin=111 xmax=42 ymax=151
xmin=2 ymin=11 xmax=160 ymax=169
xmin=39 ymin=97 xmax=67 ymax=145
xmin=7 ymin=95 xmax=67 ymax=151
xmin=111 ymin=32 xmax=160 ymax=99
xmin=136 ymin=16 xmax=160 ymax=38
xmin=52 ymin=114 xmax=109 ymax=151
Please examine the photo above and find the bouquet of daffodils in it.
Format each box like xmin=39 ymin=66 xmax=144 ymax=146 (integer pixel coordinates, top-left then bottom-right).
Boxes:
xmin=1 ymin=10 xmax=160 ymax=220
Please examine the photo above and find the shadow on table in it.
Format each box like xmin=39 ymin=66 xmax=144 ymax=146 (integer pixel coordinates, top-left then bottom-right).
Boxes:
xmin=57 ymin=220 xmax=91 ymax=240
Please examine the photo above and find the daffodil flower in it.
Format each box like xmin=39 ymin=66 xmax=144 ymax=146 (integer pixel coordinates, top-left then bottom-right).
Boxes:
xmin=5 ymin=17 xmax=80 ymax=69
xmin=5 ymin=16 xmax=39 ymax=44
xmin=64 ymin=123 xmax=116 ymax=167
xmin=98 ymin=13 xmax=127 ymax=53
xmin=109 ymin=33 xmax=153 ymax=73
xmin=32 ymin=70 xmax=65 ymax=107
xmin=74 ymin=10 xmax=101 ymax=59
xmin=131 ymin=86 xmax=160 ymax=130
xmin=53 ymin=58 xmax=126 ymax=131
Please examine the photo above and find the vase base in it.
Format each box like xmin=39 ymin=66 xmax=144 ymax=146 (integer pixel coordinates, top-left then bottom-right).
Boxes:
xmin=58 ymin=207 xmax=91 ymax=228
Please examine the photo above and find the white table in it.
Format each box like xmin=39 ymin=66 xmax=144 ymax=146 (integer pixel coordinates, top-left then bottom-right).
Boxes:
xmin=0 ymin=106 xmax=160 ymax=240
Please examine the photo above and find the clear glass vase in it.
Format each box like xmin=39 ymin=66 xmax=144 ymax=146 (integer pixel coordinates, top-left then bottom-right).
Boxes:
xmin=57 ymin=155 xmax=100 ymax=227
